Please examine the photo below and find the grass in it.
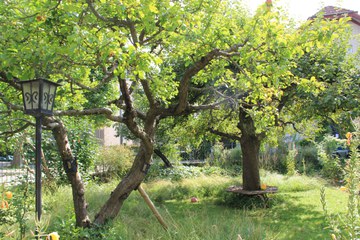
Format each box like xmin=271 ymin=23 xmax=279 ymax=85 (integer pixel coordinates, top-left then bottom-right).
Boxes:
xmin=1 ymin=171 xmax=350 ymax=239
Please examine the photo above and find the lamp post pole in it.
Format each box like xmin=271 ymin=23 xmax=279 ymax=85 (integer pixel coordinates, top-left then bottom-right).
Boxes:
xmin=35 ymin=116 xmax=42 ymax=221
xmin=18 ymin=78 xmax=60 ymax=226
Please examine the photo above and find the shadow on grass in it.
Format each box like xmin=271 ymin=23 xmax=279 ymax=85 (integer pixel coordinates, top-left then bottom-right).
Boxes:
xmin=161 ymin=199 xmax=268 ymax=240
xmin=160 ymin=192 xmax=330 ymax=240
xmin=261 ymin=193 xmax=331 ymax=240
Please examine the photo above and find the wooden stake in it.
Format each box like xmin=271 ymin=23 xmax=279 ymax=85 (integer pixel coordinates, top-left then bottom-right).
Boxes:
xmin=137 ymin=184 xmax=168 ymax=230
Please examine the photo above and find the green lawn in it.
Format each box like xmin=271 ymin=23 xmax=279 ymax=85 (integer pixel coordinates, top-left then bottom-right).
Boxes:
xmin=1 ymin=173 xmax=349 ymax=239
xmin=111 ymin=187 xmax=346 ymax=240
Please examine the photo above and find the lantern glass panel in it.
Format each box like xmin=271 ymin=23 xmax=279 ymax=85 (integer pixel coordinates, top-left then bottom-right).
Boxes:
xmin=41 ymin=83 xmax=56 ymax=112
xmin=22 ymin=81 xmax=40 ymax=111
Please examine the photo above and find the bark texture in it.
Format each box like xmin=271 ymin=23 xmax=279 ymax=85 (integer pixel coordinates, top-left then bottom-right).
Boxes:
xmin=238 ymin=108 xmax=263 ymax=191
xmin=154 ymin=148 xmax=173 ymax=168
xmin=46 ymin=117 xmax=91 ymax=227
xmin=94 ymin=142 xmax=153 ymax=224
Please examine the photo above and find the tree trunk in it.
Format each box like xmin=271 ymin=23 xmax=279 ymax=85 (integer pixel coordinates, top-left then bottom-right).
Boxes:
xmin=238 ymin=109 xmax=263 ymax=191
xmin=12 ymin=148 xmax=22 ymax=168
xmin=27 ymin=142 xmax=54 ymax=181
xmin=47 ymin=118 xmax=91 ymax=227
xmin=94 ymin=142 xmax=153 ymax=225
xmin=154 ymin=148 xmax=173 ymax=168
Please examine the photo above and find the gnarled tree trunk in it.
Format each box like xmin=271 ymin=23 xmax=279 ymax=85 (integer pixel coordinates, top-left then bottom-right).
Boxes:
xmin=46 ymin=118 xmax=91 ymax=227
xmin=94 ymin=141 xmax=153 ymax=225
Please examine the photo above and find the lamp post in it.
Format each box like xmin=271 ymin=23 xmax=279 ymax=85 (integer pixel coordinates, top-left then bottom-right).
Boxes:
xmin=19 ymin=78 xmax=60 ymax=222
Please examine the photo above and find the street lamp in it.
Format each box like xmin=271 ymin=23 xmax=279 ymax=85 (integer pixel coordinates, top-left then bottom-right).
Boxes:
xmin=19 ymin=78 xmax=60 ymax=222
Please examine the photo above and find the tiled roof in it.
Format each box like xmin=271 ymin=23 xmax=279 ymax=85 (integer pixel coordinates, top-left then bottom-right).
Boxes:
xmin=309 ymin=6 xmax=360 ymax=25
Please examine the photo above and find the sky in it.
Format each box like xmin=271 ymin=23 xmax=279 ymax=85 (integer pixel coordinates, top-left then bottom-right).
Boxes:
xmin=245 ymin=0 xmax=360 ymax=22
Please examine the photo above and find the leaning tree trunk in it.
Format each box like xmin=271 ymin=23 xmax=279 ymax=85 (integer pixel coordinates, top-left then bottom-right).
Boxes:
xmin=154 ymin=148 xmax=173 ymax=168
xmin=94 ymin=141 xmax=153 ymax=225
xmin=238 ymin=108 xmax=263 ymax=191
xmin=46 ymin=118 xmax=91 ymax=227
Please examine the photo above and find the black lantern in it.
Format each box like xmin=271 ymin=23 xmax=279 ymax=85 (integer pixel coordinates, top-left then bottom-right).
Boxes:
xmin=19 ymin=79 xmax=60 ymax=223
xmin=19 ymin=78 xmax=60 ymax=116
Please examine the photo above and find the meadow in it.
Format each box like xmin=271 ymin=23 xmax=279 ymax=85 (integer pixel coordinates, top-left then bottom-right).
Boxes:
xmin=32 ymin=170 xmax=347 ymax=240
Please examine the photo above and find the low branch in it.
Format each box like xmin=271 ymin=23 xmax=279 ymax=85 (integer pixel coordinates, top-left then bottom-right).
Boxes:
xmin=0 ymin=123 xmax=32 ymax=137
xmin=154 ymin=149 xmax=173 ymax=168
xmin=277 ymin=119 xmax=301 ymax=133
xmin=54 ymin=108 xmax=122 ymax=122
xmin=209 ymin=128 xmax=242 ymax=141
xmin=0 ymin=93 xmax=23 ymax=111
xmin=0 ymin=72 xmax=21 ymax=90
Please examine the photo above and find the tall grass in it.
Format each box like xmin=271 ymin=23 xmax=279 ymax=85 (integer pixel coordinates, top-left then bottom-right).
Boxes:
xmin=45 ymin=172 xmax=346 ymax=239
xmin=2 ymin=170 xmax=349 ymax=239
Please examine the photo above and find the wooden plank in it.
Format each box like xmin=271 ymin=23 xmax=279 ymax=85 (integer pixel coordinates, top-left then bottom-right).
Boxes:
xmin=226 ymin=186 xmax=278 ymax=195
xmin=138 ymin=185 xmax=168 ymax=230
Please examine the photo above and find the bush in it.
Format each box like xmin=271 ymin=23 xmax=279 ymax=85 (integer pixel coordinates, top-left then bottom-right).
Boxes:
xmin=286 ymin=149 xmax=298 ymax=176
xmin=317 ymin=135 xmax=346 ymax=181
xmin=321 ymin=118 xmax=360 ymax=240
xmin=208 ymin=142 xmax=242 ymax=169
xmin=93 ymin=145 xmax=135 ymax=182
xmin=145 ymin=165 xmax=227 ymax=182
xmin=296 ymin=143 xmax=319 ymax=174
xmin=145 ymin=175 xmax=239 ymax=203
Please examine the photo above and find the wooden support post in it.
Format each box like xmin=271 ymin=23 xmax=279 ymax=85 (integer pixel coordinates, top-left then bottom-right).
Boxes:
xmin=137 ymin=184 xmax=168 ymax=230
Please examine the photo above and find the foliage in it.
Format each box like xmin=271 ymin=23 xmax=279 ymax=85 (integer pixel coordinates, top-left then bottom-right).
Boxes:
xmin=321 ymin=118 xmax=360 ymax=240
xmin=1 ymin=0 xmax=359 ymax=226
xmin=66 ymin=119 xmax=100 ymax=175
xmin=93 ymin=145 xmax=135 ymax=182
xmin=208 ymin=142 xmax=242 ymax=168
xmin=146 ymin=165 xmax=228 ymax=182
xmin=296 ymin=140 xmax=319 ymax=174
xmin=317 ymin=135 xmax=346 ymax=181
xmin=0 ymin=170 xmax=34 ymax=239
xmin=286 ymin=148 xmax=298 ymax=176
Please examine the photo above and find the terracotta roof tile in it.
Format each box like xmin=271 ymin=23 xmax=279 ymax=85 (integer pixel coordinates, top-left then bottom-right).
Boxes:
xmin=309 ymin=6 xmax=360 ymax=25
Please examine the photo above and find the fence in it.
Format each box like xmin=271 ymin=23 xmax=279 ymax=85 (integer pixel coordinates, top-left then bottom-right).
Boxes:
xmin=0 ymin=161 xmax=35 ymax=187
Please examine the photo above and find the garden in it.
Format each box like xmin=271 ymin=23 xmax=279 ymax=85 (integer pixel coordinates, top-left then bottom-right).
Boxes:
xmin=1 ymin=0 xmax=360 ymax=239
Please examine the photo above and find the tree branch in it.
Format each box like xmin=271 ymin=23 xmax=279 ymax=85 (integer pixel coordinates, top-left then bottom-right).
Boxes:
xmin=209 ymin=128 xmax=241 ymax=141
xmin=86 ymin=0 xmax=128 ymax=27
xmin=176 ymin=41 xmax=248 ymax=114
xmin=0 ymin=92 xmax=23 ymax=111
xmin=119 ymin=76 xmax=147 ymax=141
xmin=0 ymin=71 xmax=21 ymax=90
xmin=54 ymin=108 xmax=122 ymax=122
xmin=0 ymin=123 xmax=32 ymax=137
xmin=72 ymin=61 xmax=119 ymax=91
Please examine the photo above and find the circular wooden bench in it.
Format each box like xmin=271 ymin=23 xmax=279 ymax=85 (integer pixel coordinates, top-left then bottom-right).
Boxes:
xmin=226 ymin=185 xmax=278 ymax=205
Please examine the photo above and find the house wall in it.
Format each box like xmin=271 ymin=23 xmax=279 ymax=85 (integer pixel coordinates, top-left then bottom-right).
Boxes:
xmin=95 ymin=126 xmax=132 ymax=146
xmin=349 ymin=21 xmax=360 ymax=53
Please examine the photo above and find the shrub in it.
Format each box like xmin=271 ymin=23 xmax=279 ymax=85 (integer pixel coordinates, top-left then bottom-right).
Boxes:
xmin=0 ymin=171 xmax=34 ymax=239
xmin=93 ymin=145 xmax=135 ymax=182
xmin=145 ymin=165 xmax=227 ymax=182
xmin=145 ymin=175 xmax=239 ymax=203
xmin=286 ymin=149 xmax=298 ymax=176
xmin=296 ymin=143 xmax=319 ymax=175
xmin=208 ymin=142 xmax=242 ymax=169
xmin=321 ymin=118 xmax=360 ymax=240
xmin=316 ymin=135 xmax=346 ymax=181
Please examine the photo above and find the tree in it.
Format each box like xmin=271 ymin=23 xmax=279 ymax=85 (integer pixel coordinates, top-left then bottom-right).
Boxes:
xmin=2 ymin=0 xmax=357 ymax=228
xmin=206 ymin=5 xmax=359 ymax=190
xmin=0 ymin=0 xmax=250 ymax=225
